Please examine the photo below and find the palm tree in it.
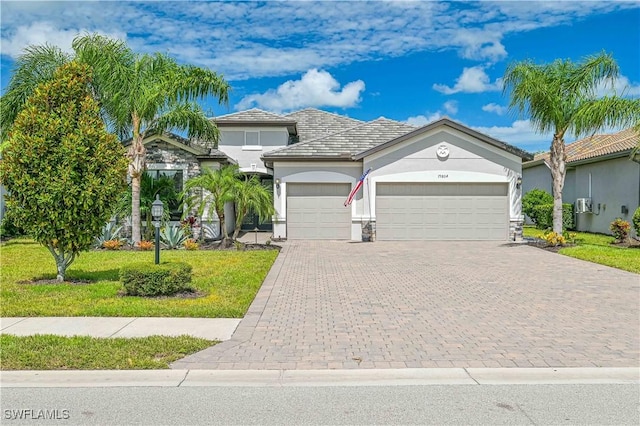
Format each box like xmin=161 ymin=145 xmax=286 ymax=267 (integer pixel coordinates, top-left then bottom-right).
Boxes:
xmin=0 ymin=33 xmax=230 ymax=245
xmin=182 ymin=165 xmax=239 ymax=244
xmin=503 ymin=52 xmax=640 ymax=234
xmin=232 ymin=176 xmax=275 ymax=240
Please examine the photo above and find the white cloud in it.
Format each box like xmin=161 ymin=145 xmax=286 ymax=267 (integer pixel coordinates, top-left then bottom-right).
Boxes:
xmin=482 ymin=103 xmax=509 ymax=115
xmin=235 ymin=69 xmax=365 ymax=113
xmin=443 ymin=100 xmax=458 ymax=115
xmin=452 ymin=29 xmax=507 ymax=62
xmin=405 ymin=99 xmax=460 ymax=127
xmin=405 ymin=112 xmax=443 ymax=127
xmin=596 ymin=74 xmax=640 ymax=97
xmin=472 ymin=119 xmax=553 ymax=148
xmin=433 ymin=66 xmax=502 ymax=95
xmin=0 ymin=21 xmax=125 ymax=57
xmin=1 ymin=1 xmax=636 ymax=80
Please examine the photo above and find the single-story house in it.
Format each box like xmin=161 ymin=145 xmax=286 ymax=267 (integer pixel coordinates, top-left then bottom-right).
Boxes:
xmin=522 ymin=128 xmax=640 ymax=235
xmin=258 ymin=111 xmax=532 ymax=241
xmin=1 ymin=108 xmax=534 ymax=241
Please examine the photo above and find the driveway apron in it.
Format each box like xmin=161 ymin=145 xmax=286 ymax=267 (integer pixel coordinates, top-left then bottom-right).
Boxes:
xmin=172 ymin=241 xmax=639 ymax=370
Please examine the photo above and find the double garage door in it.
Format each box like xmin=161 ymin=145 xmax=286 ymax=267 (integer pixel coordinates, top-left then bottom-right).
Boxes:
xmin=286 ymin=182 xmax=509 ymax=240
xmin=376 ymin=183 xmax=508 ymax=240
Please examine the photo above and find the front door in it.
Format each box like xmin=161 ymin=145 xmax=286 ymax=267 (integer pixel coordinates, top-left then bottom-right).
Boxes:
xmin=240 ymin=178 xmax=273 ymax=231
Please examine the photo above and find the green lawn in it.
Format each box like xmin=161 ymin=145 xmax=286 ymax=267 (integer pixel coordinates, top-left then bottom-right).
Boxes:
xmin=0 ymin=239 xmax=279 ymax=317
xmin=0 ymin=334 xmax=214 ymax=370
xmin=523 ymin=227 xmax=640 ymax=274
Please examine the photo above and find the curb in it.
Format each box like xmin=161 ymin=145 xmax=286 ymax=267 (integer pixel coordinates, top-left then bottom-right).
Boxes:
xmin=2 ymin=367 xmax=638 ymax=388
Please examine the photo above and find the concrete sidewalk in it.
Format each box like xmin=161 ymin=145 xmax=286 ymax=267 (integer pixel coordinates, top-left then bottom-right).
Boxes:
xmin=0 ymin=317 xmax=240 ymax=341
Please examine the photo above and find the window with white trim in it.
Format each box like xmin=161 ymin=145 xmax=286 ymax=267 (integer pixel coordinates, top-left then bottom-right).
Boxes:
xmin=244 ymin=131 xmax=260 ymax=146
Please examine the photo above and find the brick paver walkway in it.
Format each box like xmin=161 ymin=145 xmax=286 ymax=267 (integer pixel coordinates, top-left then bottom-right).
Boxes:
xmin=172 ymin=241 xmax=639 ymax=369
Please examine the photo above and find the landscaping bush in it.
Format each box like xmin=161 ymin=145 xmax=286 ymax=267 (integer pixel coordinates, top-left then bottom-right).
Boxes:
xmin=543 ymin=231 xmax=566 ymax=247
xmin=120 ymin=262 xmax=193 ymax=297
xmin=633 ymin=206 xmax=640 ymax=237
xmin=523 ymin=189 xmax=553 ymax=225
xmin=138 ymin=240 xmax=154 ymax=251
xmin=609 ymin=218 xmax=631 ymax=243
xmin=0 ymin=209 xmax=26 ymax=239
xmin=532 ymin=203 xmax=575 ymax=230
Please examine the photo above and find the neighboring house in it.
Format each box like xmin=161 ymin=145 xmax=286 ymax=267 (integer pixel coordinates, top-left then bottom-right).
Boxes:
xmin=522 ymin=128 xmax=640 ymax=235
xmin=261 ymin=113 xmax=532 ymax=241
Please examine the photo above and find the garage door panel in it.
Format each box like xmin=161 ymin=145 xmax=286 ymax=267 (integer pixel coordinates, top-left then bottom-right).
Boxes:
xmin=287 ymin=184 xmax=351 ymax=240
xmin=376 ymin=183 xmax=508 ymax=241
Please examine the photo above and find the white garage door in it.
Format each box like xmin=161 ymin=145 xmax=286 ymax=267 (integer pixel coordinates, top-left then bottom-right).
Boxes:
xmin=287 ymin=183 xmax=351 ymax=239
xmin=376 ymin=183 xmax=508 ymax=240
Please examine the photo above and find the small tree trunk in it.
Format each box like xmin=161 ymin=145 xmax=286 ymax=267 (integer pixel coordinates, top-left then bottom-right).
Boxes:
xmin=549 ymin=133 xmax=566 ymax=234
xmin=131 ymin=173 xmax=142 ymax=245
xmin=56 ymin=259 xmax=67 ymax=282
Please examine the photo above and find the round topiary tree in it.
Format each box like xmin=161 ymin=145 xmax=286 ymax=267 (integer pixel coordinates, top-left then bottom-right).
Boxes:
xmin=0 ymin=62 xmax=128 ymax=281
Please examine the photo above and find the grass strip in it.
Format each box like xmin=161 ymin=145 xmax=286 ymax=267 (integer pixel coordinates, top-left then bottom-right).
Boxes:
xmin=0 ymin=334 xmax=215 ymax=370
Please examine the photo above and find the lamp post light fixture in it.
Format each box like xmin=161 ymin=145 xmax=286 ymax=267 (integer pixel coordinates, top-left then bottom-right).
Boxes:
xmin=151 ymin=195 xmax=164 ymax=265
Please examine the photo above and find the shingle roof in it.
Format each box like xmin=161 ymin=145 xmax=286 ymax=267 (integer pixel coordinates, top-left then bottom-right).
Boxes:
xmin=212 ymin=108 xmax=296 ymax=126
xmin=529 ymin=128 xmax=639 ymax=165
xmin=284 ymin=108 xmax=363 ymax=142
xmin=263 ymin=118 xmax=416 ymax=159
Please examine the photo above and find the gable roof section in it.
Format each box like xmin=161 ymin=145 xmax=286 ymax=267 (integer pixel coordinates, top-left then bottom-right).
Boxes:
xmin=525 ymin=128 xmax=639 ymax=167
xmin=262 ymin=118 xmax=416 ymax=160
xmin=284 ymin=108 xmax=363 ymax=142
xmin=354 ymin=118 xmax=532 ymax=160
xmin=135 ymin=133 xmax=230 ymax=160
xmin=212 ymin=108 xmax=297 ymax=131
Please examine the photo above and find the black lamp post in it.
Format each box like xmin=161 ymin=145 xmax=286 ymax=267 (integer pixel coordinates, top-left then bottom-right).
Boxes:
xmin=151 ymin=195 xmax=164 ymax=265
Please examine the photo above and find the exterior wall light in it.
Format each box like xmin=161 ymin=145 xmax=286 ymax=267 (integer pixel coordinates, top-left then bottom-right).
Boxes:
xmin=275 ymin=178 xmax=281 ymax=189
xmin=516 ymin=176 xmax=522 ymax=189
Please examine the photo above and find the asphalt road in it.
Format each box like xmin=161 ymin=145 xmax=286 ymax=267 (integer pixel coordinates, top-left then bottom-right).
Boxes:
xmin=2 ymin=384 xmax=638 ymax=425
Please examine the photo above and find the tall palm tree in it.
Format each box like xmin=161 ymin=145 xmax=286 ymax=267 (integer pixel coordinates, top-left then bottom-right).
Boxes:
xmin=0 ymin=33 xmax=230 ymax=245
xmin=232 ymin=176 xmax=275 ymax=240
xmin=182 ymin=165 xmax=239 ymax=244
xmin=503 ymin=52 xmax=640 ymax=234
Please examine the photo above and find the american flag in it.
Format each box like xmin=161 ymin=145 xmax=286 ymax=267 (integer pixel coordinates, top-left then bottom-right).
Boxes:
xmin=344 ymin=168 xmax=371 ymax=207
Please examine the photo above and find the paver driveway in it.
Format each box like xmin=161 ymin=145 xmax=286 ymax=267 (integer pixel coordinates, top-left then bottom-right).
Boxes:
xmin=173 ymin=241 xmax=639 ymax=369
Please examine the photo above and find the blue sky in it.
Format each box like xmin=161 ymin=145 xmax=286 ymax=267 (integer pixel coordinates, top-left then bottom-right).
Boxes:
xmin=1 ymin=1 xmax=639 ymax=153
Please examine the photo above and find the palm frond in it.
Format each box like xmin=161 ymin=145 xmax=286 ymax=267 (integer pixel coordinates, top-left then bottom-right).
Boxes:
xmin=0 ymin=44 xmax=71 ymax=139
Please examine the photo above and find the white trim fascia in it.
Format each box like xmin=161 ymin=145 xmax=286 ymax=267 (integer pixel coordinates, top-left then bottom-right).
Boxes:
xmin=274 ymin=161 xmax=361 ymax=168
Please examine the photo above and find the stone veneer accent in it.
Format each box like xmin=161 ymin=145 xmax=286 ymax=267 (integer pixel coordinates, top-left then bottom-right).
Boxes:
xmin=145 ymin=140 xmax=202 ymax=180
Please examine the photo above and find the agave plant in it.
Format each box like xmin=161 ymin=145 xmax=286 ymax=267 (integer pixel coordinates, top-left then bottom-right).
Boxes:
xmin=160 ymin=225 xmax=189 ymax=249
xmin=94 ymin=222 xmax=123 ymax=248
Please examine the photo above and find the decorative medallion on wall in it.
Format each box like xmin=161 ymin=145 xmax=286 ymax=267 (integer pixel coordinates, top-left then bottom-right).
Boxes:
xmin=436 ymin=144 xmax=450 ymax=160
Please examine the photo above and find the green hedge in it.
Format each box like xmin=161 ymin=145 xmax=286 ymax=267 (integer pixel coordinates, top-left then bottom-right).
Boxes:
xmin=532 ymin=203 xmax=575 ymax=230
xmin=120 ymin=262 xmax=193 ymax=297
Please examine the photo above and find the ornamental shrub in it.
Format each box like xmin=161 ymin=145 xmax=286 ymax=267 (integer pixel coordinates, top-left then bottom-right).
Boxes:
xmin=543 ymin=231 xmax=566 ymax=247
xmin=532 ymin=203 xmax=575 ymax=230
xmin=609 ymin=218 xmax=631 ymax=243
xmin=120 ymin=262 xmax=193 ymax=297
xmin=633 ymin=206 xmax=640 ymax=237
xmin=523 ymin=189 xmax=553 ymax=225
xmin=0 ymin=62 xmax=128 ymax=281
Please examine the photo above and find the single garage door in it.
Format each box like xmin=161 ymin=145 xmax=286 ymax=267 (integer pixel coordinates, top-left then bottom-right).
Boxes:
xmin=376 ymin=182 xmax=508 ymax=240
xmin=287 ymin=183 xmax=351 ymax=239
